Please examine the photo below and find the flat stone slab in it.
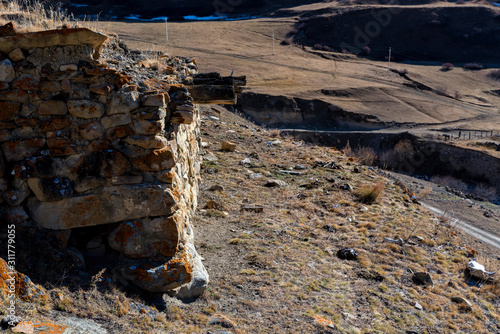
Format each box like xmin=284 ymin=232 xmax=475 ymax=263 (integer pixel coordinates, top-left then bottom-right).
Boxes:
xmin=0 ymin=28 xmax=107 ymax=59
xmin=28 ymin=184 xmax=177 ymax=229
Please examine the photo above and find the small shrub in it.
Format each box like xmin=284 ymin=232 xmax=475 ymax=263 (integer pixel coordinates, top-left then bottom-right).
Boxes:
xmin=323 ymin=45 xmax=335 ymax=52
xmin=343 ymin=140 xmax=353 ymax=157
xmin=434 ymin=85 xmax=448 ymax=95
xmin=398 ymin=68 xmax=408 ymax=76
xmin=356 ymin=183 xmax=385 ymax=204
xmin=487 ymin=69 xmax=500 ymax=81
xmin=379 ymin=150 xmax=393 ymax=169
xmin=360 ymin=46 xmax=371 ymax=56
xmin=313 ymin=44 xmax=324 ymax=50
xmin=473 ymin=183 xmax=498 ymax=201
xmin=393 ymin=139 xmax=415 ymax=162
xmin=269 ymin=129 xmax=281 ymax=137
xmin=355 ymin=146 xmax=377 ymax=166
xmin=463 ymin=62 xmax=484 ymax=71
xmin=431 ymin=176 xmax=468 ymax=193
xmin=280 ymin=39 xmax=292 ymax=46
xmin=441 ymin=63 xmax=454 ymax=71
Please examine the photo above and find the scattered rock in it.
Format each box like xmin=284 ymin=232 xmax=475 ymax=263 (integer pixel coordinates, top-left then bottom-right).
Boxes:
xmin=340 ymin=183 xmax=353 ymax=191
xmin=358 ymin=270 xmax=384 ymax=281
xmin=0 ymin=258 xmax=46 ymax=302
xmin=414 ymin=302 xmax=423 ymax=310
xmin=50 ymin=313 xmax=108 ymax=334
xmin=265 ymin=140 xmax=281 ymax=146
xmin=413 ymin=272 xmax=433 ymax=286
xmin=299 ymin=179 xmax=320 ymax=189
xmin=117 ymin=251 xmax=193 ymax=292
xmin=204 ymin=153 xmax=218 ymax=162
xmin=278 ymin=170 xmax=303 ymax=176
xmin=208 ymin=314 xmax=237 ymax=329
xmin=221 ymin=141 xmax=236 ymax=152
xmin=384 ymin=237 xmax=404 ymax=246
xmin=451 ymin=296 xmax=473 ymax=310
xmin=248 ymin=173 xmax=263 ymax=179
xmin=264 ymin=179 xmax=287 ymax=188
xmin=167 ymin=244 xmax=209 ymax=299
xmin=241 ymin=205 xmax=264 ymax=213
xmin=11 ymin=321 xmax=34 ymax=334
xmin=207 ymin=184 xmax=224 ymax=192
xmin=240 ymin=158 xmax=251 ymax=165
xmin=337 ymin=248 xmax=358 ymax=260
xmin=1 ymin=316 xmax=21 ymax=330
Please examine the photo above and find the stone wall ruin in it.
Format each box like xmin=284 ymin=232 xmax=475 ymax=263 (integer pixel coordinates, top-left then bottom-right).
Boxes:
xmin=0 ymin=26 xmax=212 ymax=297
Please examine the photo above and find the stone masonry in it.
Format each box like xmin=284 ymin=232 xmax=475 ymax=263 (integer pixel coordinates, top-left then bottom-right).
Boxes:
xmin=0 ymin=26 xmax=208 ymax=296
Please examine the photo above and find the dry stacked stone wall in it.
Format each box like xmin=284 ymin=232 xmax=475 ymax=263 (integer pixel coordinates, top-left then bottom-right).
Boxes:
xmin=0 ymin=27 xmax=207 ymax=296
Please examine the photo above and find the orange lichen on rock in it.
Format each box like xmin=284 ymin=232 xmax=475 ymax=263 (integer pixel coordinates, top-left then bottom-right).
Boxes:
xmin=0 ymin=257 xmax=46 ymax=302
xmin=33 ymin=322 xmax=68 ymax=334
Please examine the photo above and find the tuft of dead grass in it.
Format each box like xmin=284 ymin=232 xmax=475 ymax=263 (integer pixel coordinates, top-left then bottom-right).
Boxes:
xmin=0 ymin=0 xmax=104 ymax=33
xmin=356 ymin=182 xmax=385 ymax=204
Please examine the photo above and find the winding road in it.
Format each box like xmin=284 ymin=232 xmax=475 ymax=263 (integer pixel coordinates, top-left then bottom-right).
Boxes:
xmin=421 ymin=202 xmax=500 ymax=251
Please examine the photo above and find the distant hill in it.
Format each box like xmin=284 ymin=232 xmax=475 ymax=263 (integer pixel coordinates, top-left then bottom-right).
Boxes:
xmin=291 ymin=4 xmax=500 ymax=63
xmin=61 ymin=0 xmax=496 ymax=20
xmin=63 ymin=0 xmax=320 ymax=19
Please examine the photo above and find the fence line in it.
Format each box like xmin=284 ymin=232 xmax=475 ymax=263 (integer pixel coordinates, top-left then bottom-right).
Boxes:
xmin=435 ymin=130 xmax=500 ymax=141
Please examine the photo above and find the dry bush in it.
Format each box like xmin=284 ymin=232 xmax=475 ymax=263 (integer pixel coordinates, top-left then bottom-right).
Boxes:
xmin=343 ymin=140 xmax=353 ymax=157
xmin=355 ymin=146 xmax=377 ymax=166
xmin=360 ymin=46 xmax=371 ymax=56
xmin=441 ymin=63 xmax=454 ymax=71
xmin=343 ymin=142 xmax=376 ymax=166
xmin=322 ymin=45 xmax=335 ymax=52
xmin=390 ymin=139 xmax=415 ymax=168
xmin=434 ymin=85 xmax=448 ymax=95
xmin=356 ymin=183 xmax=385 ymax=204
xmin=269 ymin=129 xmax=281 ymax=137
xmin=379 ymin=150 xmax=393 ymax=169
xmin=473 ymin=183 xmax=498 ymax=201
xmin=487 ymin=69 xmax=500 ymax=81
xmin=463 ymin=62 xmax=484 ymax=71
xmin=431 ymin=175 xmax=469 ymax=193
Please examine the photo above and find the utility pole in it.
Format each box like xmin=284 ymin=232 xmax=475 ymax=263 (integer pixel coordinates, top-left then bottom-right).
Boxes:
xmin=166 ymin=18 xmax=168 ymax=41
xmin=272 ymin=30 xmax=275 ymax=56
xmin=388 ymin=47 xmax=391 ymax=72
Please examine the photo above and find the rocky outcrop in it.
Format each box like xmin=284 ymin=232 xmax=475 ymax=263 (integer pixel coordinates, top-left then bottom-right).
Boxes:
xmin=0 ymin=25 xmax=209 ymax=295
